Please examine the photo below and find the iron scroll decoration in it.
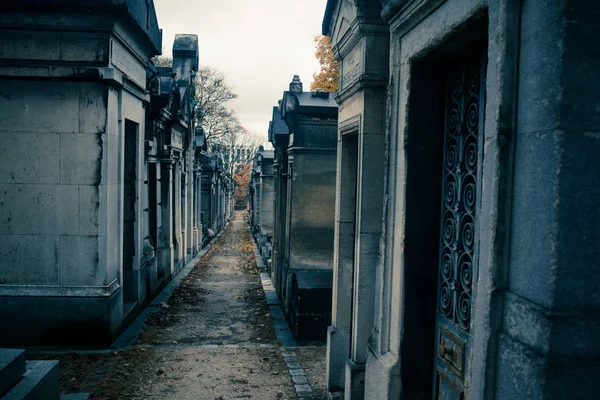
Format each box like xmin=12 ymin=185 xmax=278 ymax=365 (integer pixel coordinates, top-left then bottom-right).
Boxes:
xmin=438 ymin=62 xmax=481 ymax=332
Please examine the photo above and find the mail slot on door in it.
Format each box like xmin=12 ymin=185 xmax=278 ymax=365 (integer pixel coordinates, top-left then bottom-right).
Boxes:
xmin=437 ymin=326 xmax=466 ymax=379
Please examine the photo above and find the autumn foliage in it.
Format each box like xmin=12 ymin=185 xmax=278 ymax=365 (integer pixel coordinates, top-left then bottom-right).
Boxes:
xmin=233 ymin=162 xmax=253 ymax=208
xmin=310 ymin=35 xmax=339 ymax=92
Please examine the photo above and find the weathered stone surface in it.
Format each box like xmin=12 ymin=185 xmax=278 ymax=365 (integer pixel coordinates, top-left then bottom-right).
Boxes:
xmin=0 ymin=80 xmax=80 ymax=133
xmin=325 ymin=0 xmax=600 ymax=399
xmin=0 ymin=349 xmax=26 ymax=396
xmin=0 ymin=235 xmax=59 ymax=285
xmin=0 ymin=132 xmax=60 ymax=184
xmin=0 ymin=183 xmax=78 ymax=235
xmin=59 ymin=235 xmax=104 ymax=286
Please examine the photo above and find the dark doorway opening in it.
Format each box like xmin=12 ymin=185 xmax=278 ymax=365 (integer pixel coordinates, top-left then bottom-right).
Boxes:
xmin=399 ymin=17 xmax=487 ymax=399
xmin=148 ymin=161 xmax=159 ymax=278
xmin=340 ymin=132 xmax=359 ymax=358
xmin=123 ymin=120 xmax=139 ymax=305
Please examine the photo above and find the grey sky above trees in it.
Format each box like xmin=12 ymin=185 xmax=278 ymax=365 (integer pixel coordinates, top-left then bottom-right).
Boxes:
xmin=154 ymin=0 xmax=324 ymax=140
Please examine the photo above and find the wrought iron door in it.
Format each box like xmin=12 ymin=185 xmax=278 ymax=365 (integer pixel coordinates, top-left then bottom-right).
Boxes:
xmin=433 ymin=53 xmax=486 ymax=399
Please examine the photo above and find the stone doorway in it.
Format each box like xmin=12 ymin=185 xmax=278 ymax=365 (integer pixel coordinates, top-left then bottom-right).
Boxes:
xmin=123 ymin=119 xmax=139 ymax=307
xmin=433 ymin=50 xmax=486 ymax=400
xmin=399 ymin=21 xmax=487 ymax=397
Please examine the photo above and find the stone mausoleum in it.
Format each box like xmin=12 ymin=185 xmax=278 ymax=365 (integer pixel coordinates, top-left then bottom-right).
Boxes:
xmin=0 ymin=0 xmax=230 ymax=346
xmin=323 ymin=0 xmax=600 ymax=399
xmin=269 ymin=76 xmax=339 ymax=340
xmin=249 ymin=146 xmax=275 ymax=266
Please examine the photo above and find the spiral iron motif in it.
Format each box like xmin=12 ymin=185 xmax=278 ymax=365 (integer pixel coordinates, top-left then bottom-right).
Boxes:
xmin=437 ymin=60 xmax=481 ymax=333
xmin=441 ymin=248 xmax=454 ymax=281
xmin=440 ymin=282 xmax=453 ymax=318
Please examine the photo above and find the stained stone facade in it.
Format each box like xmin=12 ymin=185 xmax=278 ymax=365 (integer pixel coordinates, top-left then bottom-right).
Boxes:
xmin=144 ymin=34 xmax=201 ymax=301
xmin=323 ymin=0 xmax=600 ymax=399
xmin=0 ymin=1 xmax=208 ymax=346
xmin=269 ymin=105 xmax=290 ymax=295
xmin=249 ymin=147 xmax=275 ymax=266
xmin=269 ymin=76 xmax=339 ymax=340
xmin=198 ymin=150 xmax=232 ymax=247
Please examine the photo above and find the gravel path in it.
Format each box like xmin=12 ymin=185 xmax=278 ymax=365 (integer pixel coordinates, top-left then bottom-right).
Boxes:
xmin=36 ymin=211 xmax=299 ymax=400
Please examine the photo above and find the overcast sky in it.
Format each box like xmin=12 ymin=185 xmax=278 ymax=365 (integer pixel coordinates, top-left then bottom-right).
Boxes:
xmin=154 ymin=0 xmax=326 ymax=141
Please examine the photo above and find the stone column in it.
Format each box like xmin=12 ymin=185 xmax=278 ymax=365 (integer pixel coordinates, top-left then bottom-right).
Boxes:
xmin=193 ymin=172 xmax=201 ymax=250
xmin=173 ymin=159 xmax=182 ymax=263
xmin=327 ymin=131 xmax=358 ymax=394
xmin=324 ymin=2 xmax=389 ymax=397
xmin=158 ymin=158 xmax=175 ymax=278
xmin=494 ymin=2 xmax=600 ymax=398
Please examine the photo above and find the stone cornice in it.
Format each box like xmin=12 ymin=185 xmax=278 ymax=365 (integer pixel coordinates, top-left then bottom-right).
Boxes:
xmin=0 ymin=279 xmax=120 ymax=298
xmin=336 ymin=74 xmax=387 ymax=103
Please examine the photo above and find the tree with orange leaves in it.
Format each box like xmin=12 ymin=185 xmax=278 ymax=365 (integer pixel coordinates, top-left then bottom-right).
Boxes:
xmin=310 ymin=35 xmax=339 ymax=92
xmin=233 ymin=161 xmax=253 ymax=209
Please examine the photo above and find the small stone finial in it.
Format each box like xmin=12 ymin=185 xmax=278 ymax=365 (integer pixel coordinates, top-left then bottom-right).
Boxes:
xmin=289 ymin=75 xmax=303 ymax=93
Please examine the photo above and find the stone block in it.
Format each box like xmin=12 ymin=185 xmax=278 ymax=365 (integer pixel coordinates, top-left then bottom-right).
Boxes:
xmin=0 ymin=234 xmax=59 ymax=285
xmin=79 ymin=83 xmax=108 ymax=134
xmin=292 ymin=374 xmax=308 ymax=384
xmin=100 ymin=132 xmax=120 ymax=186
xmin=352 ymin=233 xmax=380 ymax=363
xmin=78 ymin=185 xmax=100 ymax=235
xmin=0 ymin=132 xmax=60 ymax=184
xmin=59 ymin=133 xmax=103 ymax=185
xmin=0 ymin=288 xmax=123 ymax=345
xmin=332 ymin=221 xmax=355 ymax=326
xmin=98 ymin=184 xmax=120 ymax=237
xmin=0 ymin=183 xmax=78 ymax=235
xmin=60 ymin=32 xmax=108 ymax=64
xmin=1 ymin=360 xmax=60 ymax=400
xmin=0 ymin=348 xmax=26 ymax=395
xmin=99 ymin=233 xmax=119 ymax=285
xmin=0 ymin=79 xmax=80 ymax=134
xmin=289 ymin=369 xmax=305 ymax=376
xmin=552 ymin=132 xmax=600 ymax=310
xmin=106 ymin=88 xmax=119 ymax=136
xmin=516 ymin=1 xmax=563 ymax=133
xmin=59 ymin=235 xmax=104 ymax=286
xmin=362 ymin=88 xmax=386 ymax=135
xmin=344 ymin=359 xmax=366 ymax=400
xmin=326 ymin=326 xmax=351 ymax=392
xmin=295 ymin=383 xmax=312 ymax=397
xmin=0 ymin=29 xmax=60 ymax=61
xmin=495 ymin=334 xmax=545 ymax=399
xmin=357 ymin=134 xmax=385 ymax=234
xmin=336 ymin=143 xmax=358 ymax=224
xmin=508 ymin=131 xmax=560 ymax=309
xmin=364 ymin=348 xmax=400 ymax=400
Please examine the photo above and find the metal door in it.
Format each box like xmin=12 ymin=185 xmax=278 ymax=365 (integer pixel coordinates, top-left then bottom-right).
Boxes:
xmin=433 ymin=52 xmax=486 ymax=399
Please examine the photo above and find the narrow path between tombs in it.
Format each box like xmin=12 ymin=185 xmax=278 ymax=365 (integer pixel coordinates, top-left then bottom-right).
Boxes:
xmin=34 ymin=211 xmax=324 ymax=400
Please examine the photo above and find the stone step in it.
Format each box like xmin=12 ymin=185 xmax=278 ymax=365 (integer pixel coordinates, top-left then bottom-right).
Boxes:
xmin=0 ymin=349 xmax=26 ymax=396
xmin=1 ymin=360 xmax=60 ymax=400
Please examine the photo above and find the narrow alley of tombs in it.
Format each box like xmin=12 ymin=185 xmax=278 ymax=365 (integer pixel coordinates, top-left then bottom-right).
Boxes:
xmin=33 ymin=211 xmax=326 ymax=400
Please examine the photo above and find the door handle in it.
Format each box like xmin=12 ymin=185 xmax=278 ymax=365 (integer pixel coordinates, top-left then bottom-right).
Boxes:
xmin=438 ymin=341 xmax=455 ymax=359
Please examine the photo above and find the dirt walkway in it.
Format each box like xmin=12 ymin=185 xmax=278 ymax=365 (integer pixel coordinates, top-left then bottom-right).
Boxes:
xmin=38 ymin=211 xmax=299 ymax=399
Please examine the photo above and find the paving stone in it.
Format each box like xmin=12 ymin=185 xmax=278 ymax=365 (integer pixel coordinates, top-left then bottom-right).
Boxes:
xmin=289 ymin=368 xmax=306 ymax=376
xmin=295 ymin=383 xmax=313 ymax=395
xmin=292 ymin=375 xmax=309 ymax=384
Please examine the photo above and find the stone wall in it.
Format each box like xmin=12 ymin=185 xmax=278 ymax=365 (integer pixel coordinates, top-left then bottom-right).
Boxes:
xmin=0 ymin=2 xmax=208 ymax=346
xmin=323 ymin=0 xmax=600 ymax=399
